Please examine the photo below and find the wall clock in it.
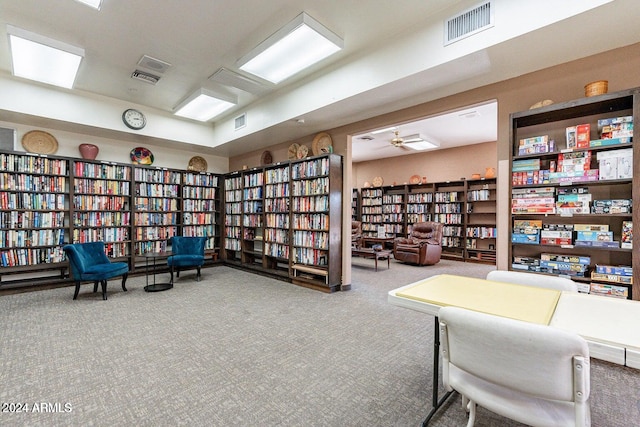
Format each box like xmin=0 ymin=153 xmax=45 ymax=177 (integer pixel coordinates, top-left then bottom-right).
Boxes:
xmin=122 ymin=108 xmax=146 ymax=130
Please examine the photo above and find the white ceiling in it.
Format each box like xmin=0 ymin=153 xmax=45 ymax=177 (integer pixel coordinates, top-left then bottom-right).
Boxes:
xmin=1 ymin=0 xmax=639 ymax=161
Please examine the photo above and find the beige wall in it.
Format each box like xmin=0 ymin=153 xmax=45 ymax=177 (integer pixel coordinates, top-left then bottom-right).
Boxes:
xmin=352 ymin=142 xmax=496 ymax=189
xmin=229 ymin=42 xmax=640 ymax=286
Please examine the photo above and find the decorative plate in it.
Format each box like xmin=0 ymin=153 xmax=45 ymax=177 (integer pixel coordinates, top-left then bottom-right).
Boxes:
xmin=409 ymin=175 xmax=421 ymax=184
xmin=261 ymin=150 xmax=273 ymax=165
xmin=312 ymin=132 xmax=333 ymax=155
xmin=188 ymin=156 xmax=207 ymax=172
xmin=22 ymin=130 xmax=58 ymax=154
xmin=372 ymin=176 xmax=384 ymax=187
xmin=288 ymin=143 xmax=300 ymax=160
xmin=130 ymin=147 xmax=154 ymax=165
xmin=296 ymin=144 xmax=309 ymax=159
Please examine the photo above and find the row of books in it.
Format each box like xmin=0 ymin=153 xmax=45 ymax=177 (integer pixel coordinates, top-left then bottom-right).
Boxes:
xmin=292 ymin=177 xmax=329 ymax=196
xmin=293 ymin=247 xmax=328 ymax=266
xmin=435 ymin=191 xmax=460 ymax=202
xmin=434 ymin=213 xmax=462 ymax=224
xmin=265 ymin=167 xmax=290 ymax=184
xmin=1 ymin=192 xmax=65 ymax=210
xmin=243 ymin=172 xmax=264 ymax=188
xmin=265 ymin=198 xmax=290 ymax=212
xmin=134 ymin=226 xmax=178 ymax=241
xmin=73 ymin=227 xmax=129 ymax=243
xmin=264 ymin=228 xmax=289 ymax=243
xmin=292 ymin=213 xmax=329 ymax=230
xmin=291 ymin=195 xmax=329 ymax=211
xmin=292 ymin=230 xmax=329 ymax=250
xmin=183 ymin=172 xmax=218 ymax=187
xmin=264 ymin=242 xmax=290 ymax=259
xmin=73 ymin=211 xmax=130 ymax=227
xmin=383 ymin=194 xmax=404 ymax=204
xmin=407 ymin=192 xmax=433 ymax=203
xmin=0 ymin=154 xmax=67 ymax=175
xmin=75 ymin=162 xmax=130 ymax=180
xmin=264 ymin=182 xmax=289 ymax=198
xmin=224 ymin=226 xmax=241 ymax=239
xmin=225 ymin=189 xmax=242 ymax=202
xmin=134 ymin=168 xmax=180 ymax=184
xmin=434 ymin=204 xmax=462 ymax=213
xmin=382 ymin=213 xmax=404 ymax=223
xmin=466 ymin=226 xmax=497 ymax=238
xmin=75 ymin=178 xmax=130 ymax=195
xmin=291 ymin=158 xmax=331 ymax=179
xmin=2 ymin=211 xmax=65 ymax=229
xmin=0 ymin=247 xmax=65 ymax=267
xmin=136 ymin=183 xmax=179 ymax=198
xmin=1 ymin=173 xmax=66 ymax=193
xmin=182 ymin=212 xmax=216 ymax=226
xmin=382 ymin=204 xmax=403 ymax=214
xmin=182 ymin=186 xmax=217 ymax=199
xmin=182 ymin=199 xmax=217 ymax=211
xmin=0 ymin=229 xmax=65 ymax=248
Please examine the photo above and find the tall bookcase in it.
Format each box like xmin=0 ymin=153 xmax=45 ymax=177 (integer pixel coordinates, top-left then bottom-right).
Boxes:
xmin=0 ymin=152 xmax=68 ymax=281
xmin=71 ymin=160 xmax=132 ymax=259
xmin=434 ymin=181 xmax=465 ymax=260
xmin=182 ymin=171 xmax=220 ymax=252
xmin=382 ymin=186 xmax=406 ymax=237
xmin=222 ymin=173 xmax=242 ymax=261
xmin=290 ymin=154 xmax=343 ymax=291
xmin=509 ymin=87 xmax=638 ymax=300
xmin=465 ymin=178 xmax=497 ymax=264
xmin=133 ymin=167 xmax=181 ymax=255
xmin=241 ymin=168 xmax=265 ymax=267
xmin=263 ymin=163 xmax=291 ymax=277
xmin=360 ymin=187 xmax=383 ymax=237
xmin=406 ymin=183 xmax=434 ymax=234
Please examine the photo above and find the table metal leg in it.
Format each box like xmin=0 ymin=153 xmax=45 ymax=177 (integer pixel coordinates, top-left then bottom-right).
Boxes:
xmin=422 ymin=315 xmax=455 ymax=426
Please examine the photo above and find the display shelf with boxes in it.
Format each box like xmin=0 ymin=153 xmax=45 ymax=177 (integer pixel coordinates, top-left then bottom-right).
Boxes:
xmin=182 ymin=171 xmax=220 ymax=258
xmin=222 ymin=173 xmax=242 ymax=262
xmin=263 ymin=163 xmax=291 ymax=277
xmin=434 ymin=180 xmax=466 ymax=260
xmin=241 ymin=168 xmax=265 ymax=268
xmin=509 ymin=87 xmax=638 ymax=299
xmin=71 ymin=160 xmax=132 ymax=260
xmin=360 ymin=187 xmax=383 ymax=237
xmin=290 ymin=154 xmax=342 ymax=292
xmin=0 ymin=151 xmax=69 ymax=285
xmin=381 ymin=185 xmax=406 ymax=238
xmin=133 ymin=166 xmax=181 ymax=257
xmin=465 ymin=177 xmax=497 ymax=264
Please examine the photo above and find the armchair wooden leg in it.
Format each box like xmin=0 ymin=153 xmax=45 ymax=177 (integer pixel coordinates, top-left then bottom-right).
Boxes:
xmin=169 ymin=266 xmax=174 ymax=285
xmin=101 ymin=280 xmax=107 ymax=300
xmin=121 ymin=273 xmax=128 ymax=292
xmin=93 ymin=281 xmax=99 ymax=293
xmin=73 ymin=281 xmax=81 ymax=300
xmin=197 ymin=266 xmax=201 ymax=281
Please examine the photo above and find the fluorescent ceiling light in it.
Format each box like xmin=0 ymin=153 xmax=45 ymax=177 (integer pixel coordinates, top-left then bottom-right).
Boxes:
xmin=174 ymin=88 xmax=237 ymax=122
xmin=371 ymin=126 xmax=397 ymax=135
xmin=405 ymin=137 xmax=440 ymax=151
xmin=74 ymin=0 xmax=102 ymax=10
xmin=238 ymin=12 xmax=343 ymax=84
xmin=7 ymin=25 xmax=84 ymax=89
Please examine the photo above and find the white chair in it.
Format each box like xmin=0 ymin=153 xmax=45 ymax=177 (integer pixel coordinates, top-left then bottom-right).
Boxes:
xmin=438 ymin=306 xmax=590 ymax=427
xmin=487 ymin=270 xmax=579 ymax=292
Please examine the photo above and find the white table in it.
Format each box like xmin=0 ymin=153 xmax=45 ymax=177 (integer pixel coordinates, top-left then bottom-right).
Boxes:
xmin=388 ymin=274 xmax=640 ymax=425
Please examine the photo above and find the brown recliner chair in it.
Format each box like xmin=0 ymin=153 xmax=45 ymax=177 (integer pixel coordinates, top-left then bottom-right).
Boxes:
xmin=351 ymin=220 xmax=363 ymax=248
xmin=393 ymin=221 xmax=443 ymax=265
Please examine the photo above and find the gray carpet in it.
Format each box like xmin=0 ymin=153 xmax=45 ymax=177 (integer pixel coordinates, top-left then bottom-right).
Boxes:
xmin=1 ymin=259 xmax=639 ymax=426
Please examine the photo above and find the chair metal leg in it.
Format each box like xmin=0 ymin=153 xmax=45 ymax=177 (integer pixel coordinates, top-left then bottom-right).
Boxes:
xmin=101 ymin=280 xmax=107 ymax=300
xmin=73 ymin=281 xmax=81 ymax=300
xmin=121 ymin=273 xmax=128 ymax=292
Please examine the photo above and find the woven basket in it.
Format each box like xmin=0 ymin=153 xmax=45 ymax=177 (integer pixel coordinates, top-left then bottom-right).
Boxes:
xmin=585 ymin=80 xmax=608 ymax=97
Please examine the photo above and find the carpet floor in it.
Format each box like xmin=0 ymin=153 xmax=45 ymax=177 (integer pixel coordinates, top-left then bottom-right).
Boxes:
xmin=1 ymin=258 xmax=639 ymax=426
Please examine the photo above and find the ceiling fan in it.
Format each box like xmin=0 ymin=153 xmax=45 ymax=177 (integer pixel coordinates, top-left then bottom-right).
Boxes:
xmin=390 ymin=130 xmax=412 ymax=149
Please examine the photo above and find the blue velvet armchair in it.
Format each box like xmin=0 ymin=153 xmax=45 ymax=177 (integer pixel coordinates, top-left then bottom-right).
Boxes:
xmin=63 ymin=242 xmax=129 ymax=300
xmin=167 ymin=236 xmax=207 ymax=284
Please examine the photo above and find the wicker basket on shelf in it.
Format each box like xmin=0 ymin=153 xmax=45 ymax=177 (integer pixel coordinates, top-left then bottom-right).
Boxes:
xmin=584 ymin=80 xmax=608 ymax=97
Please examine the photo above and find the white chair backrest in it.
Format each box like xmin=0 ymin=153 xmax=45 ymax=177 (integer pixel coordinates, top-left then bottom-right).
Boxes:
xmin=439 ymin=306 xmax=590 ymax=426
xmin=487 ymin=270 xmax=579 ymax=292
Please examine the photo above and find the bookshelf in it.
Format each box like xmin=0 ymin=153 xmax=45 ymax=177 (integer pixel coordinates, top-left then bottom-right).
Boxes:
xmin=351 ymin=188 xmax=360 ymax=221
xmin=133 ymin=167 xmax=181 ymax=256
xmin=182 ymin=171 xmax=220 ymax=252
xmin=434 ymin=181 xmax=465 ymax=260
xmin=382 ymin=186 xmax=406 ymax=237
xmin=222 ymin=173 xmax=242 ymax=262
xmin=241 ymin=168 xmax=265 ymax=268
xmin=406 ymin=183 xmax=434 ymax=234
xmin=360 ymin=187 xmax=383 ymax=237
xmin=0 ymin=152 xmax=68 ymax=278
xmin=509 ymin=87 xmax=638 ymax=300
xmin=71 ymin=160 xmax=132 ymax=260
xmin=290 ymin=154 xmax=342 ymax=292
xmin=465 ymin=178 xmax=497 ymax=264
xmin=264 ymin=163 xmax=291 ymax=277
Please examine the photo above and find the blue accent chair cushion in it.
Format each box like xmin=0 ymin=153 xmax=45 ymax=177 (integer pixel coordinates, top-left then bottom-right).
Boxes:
xmin=167 ymin=236 xmax=207 ymax=284
xmin=63 ymin=241 xmax=129 ymax=300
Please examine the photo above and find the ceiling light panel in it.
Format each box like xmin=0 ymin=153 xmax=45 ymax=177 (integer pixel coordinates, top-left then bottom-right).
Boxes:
xmin=7 ymin=25 xmax=84 ymax=89
xmin=174 ymin=88 xmax=237 ymax=122
xmin=238 ymin=12 xmax=343 ymax=84
xmin=74 ymin=0 xmax=102 ymax=9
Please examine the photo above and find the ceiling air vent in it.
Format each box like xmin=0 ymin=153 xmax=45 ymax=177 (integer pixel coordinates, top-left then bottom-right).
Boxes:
xmin=445 ymin=1 xmax=493 ymax=45
xmin=137 ymin=55 xmax=172 ymax=74
xmin=234 ymin=113 xmax=247 ymax=130
xmin=131 ymin=69 xmax=160 ymax=85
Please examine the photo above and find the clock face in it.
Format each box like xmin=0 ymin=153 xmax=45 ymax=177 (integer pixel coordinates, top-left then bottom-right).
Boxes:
xmin=122 ymin=109 xmax=146 ymax=130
